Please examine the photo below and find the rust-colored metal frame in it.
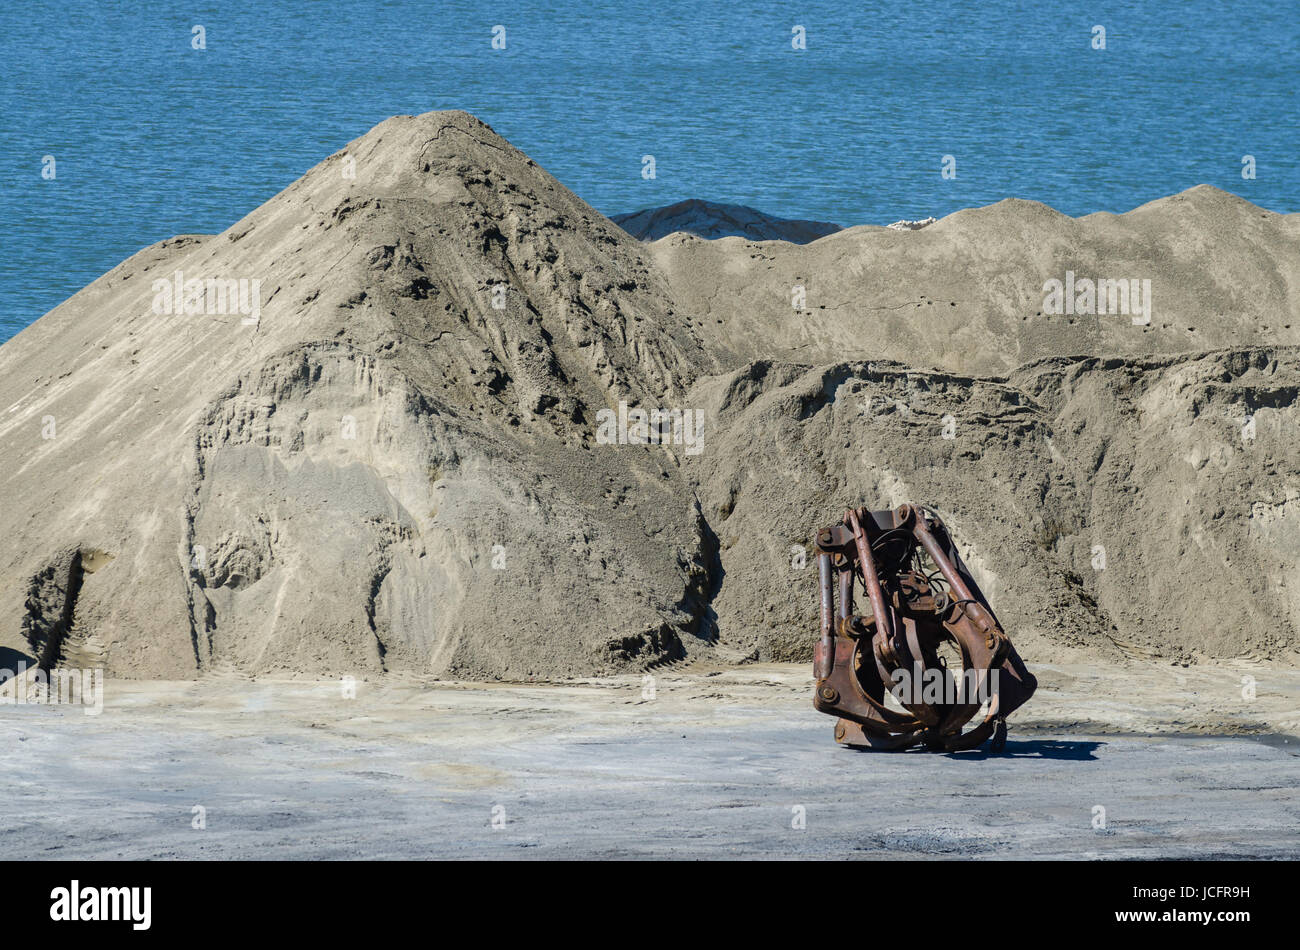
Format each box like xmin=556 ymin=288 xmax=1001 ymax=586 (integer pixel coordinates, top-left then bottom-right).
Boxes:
xmin=812 ymin=504 xmax=1036 ymax=752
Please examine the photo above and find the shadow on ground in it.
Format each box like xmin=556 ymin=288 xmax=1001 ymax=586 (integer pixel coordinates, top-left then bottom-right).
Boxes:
xmin=843 ymin=738 xmax=1104 ymax=760
xmin=954 ymin=739 xmax=1104 ymax=761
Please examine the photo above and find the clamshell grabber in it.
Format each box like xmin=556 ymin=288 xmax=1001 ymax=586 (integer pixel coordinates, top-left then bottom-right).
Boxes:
xmin=811 ymin=504 xmax=1037 ymax=752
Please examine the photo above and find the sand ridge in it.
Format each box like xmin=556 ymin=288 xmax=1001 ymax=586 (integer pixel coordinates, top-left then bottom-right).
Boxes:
xmin=1 ymin=110 xmax=1297 ymax=680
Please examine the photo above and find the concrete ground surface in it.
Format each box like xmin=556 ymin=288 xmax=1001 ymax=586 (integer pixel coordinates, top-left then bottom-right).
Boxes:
xmin=1 ymin=662 xmax=1297 ymax=859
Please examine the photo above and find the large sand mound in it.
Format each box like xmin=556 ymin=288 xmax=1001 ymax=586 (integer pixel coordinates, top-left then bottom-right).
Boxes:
xmin=2 ymin=111 xmax=1297 ymax=679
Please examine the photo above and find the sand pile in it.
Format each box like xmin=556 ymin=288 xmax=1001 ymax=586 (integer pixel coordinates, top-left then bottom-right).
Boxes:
xmin=1 ymin=110 xmax=1297 ymax=679
xmin=649 ymin=188 xmax=1300 ymax=375
xmin=686 ymin=347 xmax=1300 ymax=667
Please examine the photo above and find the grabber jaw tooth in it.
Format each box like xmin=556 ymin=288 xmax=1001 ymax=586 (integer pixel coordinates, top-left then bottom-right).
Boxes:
xmin=810 ymin=503 xmax=1035 ymax=753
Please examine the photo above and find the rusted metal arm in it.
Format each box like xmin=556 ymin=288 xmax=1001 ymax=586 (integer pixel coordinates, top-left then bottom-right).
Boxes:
xmin=815 ymin=551 xmax=835 ymax=680
xmin=809 ymin=503 xmax=1037 ymax=753
xmin=846 ymin=507 xmax=893 ymax=646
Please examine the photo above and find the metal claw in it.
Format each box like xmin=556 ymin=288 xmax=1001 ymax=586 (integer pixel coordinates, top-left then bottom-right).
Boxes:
xmin=811 ymin=504 xmax=1037 ymax=753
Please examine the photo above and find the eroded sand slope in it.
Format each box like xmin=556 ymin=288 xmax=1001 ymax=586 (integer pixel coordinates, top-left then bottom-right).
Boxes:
xmin=1 ymin=110 xmax=1297 ymax=679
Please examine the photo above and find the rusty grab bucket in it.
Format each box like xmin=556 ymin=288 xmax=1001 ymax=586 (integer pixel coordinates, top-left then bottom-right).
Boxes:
xmin=811 ymin=504 xmax=1036 ymax=752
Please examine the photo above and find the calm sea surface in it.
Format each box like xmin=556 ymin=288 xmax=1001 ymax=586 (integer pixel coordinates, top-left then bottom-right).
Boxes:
xmin=2 ymin=0 xmax=1296 ymax=340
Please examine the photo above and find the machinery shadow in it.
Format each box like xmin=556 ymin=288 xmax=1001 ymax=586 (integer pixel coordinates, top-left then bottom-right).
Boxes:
xmin=947 ymin=739 xmax=1104 ymax=761
xmin=843 ymin=738 xmax=1103 ymax=760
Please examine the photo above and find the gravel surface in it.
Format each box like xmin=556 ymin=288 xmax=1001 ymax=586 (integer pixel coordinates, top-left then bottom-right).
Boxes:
xmin=3 ymin=663 xmax=1296 ymax=859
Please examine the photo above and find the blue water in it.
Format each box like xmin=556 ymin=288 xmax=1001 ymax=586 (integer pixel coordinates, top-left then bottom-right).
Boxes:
xmin=2 ymin=0 xmax=1297 ymax=341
